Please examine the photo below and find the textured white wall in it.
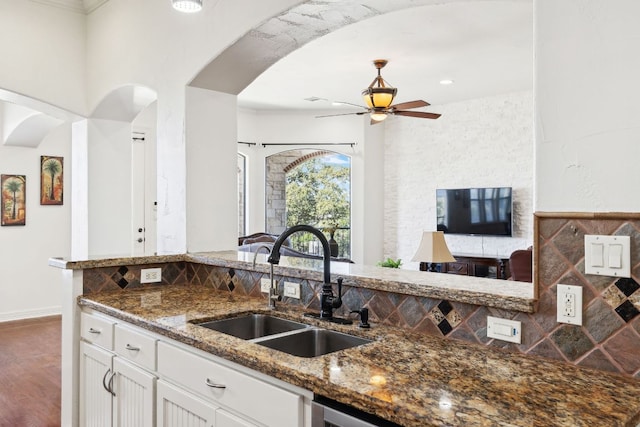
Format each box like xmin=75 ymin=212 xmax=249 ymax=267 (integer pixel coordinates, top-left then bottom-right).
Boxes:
xmin=384 ymin=91 xmax=534 ymax=268
xmin=535 ymin=0 xmax=640 ymax=212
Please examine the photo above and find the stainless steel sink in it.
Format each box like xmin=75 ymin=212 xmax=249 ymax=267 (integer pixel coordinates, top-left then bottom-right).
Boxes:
xmin=256 ymin=328 xmax=372 ymax=358
xmin=194 ymin=314 xmax=308 ymax=340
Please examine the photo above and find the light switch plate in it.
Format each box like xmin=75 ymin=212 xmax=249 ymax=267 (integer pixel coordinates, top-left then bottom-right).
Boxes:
xmin=487 ymin=316 xmax=521 ymax=344
xmin=584 ymin=235 xmax=631 ymax=278
xmin=557 ymin=284 xmax=583 ymax=325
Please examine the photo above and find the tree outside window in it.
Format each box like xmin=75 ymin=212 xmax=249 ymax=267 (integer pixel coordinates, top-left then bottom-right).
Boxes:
xmin=285 ymin=153 xmax=351 ymax=258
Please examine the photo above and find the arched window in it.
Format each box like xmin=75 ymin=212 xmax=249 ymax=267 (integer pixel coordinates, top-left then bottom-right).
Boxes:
xmin=265 ymin=150 xmax=351 ymax=258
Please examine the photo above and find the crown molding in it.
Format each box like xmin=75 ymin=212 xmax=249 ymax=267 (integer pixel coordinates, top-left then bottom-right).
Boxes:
xmin=29 ymin=0 xmax=109 ymax=14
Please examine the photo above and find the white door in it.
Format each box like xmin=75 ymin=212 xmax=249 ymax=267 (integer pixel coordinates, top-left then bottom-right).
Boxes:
xmin=156 ymin=380 xmax=217 ymax=427
xmin=112 ymin=357 xmax=156 ymax=427
xmin=80 ymin=342 xmax=114 ymax=427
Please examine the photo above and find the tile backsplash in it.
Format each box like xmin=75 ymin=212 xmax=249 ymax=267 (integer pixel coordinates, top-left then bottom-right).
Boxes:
xmin=82 ymin=213 xmax=640 ymax=379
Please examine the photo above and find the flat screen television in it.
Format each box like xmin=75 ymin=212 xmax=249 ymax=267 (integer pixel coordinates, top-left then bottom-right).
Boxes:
xmin=436 ymin=187 xmax=513 ymax=237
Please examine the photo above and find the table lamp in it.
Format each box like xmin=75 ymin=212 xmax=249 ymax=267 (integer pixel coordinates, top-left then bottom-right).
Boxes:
xmin=411 ymin=231 xmax=456 ymax=272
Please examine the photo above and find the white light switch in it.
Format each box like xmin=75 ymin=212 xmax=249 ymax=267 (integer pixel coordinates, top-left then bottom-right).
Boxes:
xmin=584 ymin=235 xmax=631 ymax=278
xmin=608 ymin=244 xmax=622 ymax=268
xmin=591 ymin=243 xmax=604 ymax=267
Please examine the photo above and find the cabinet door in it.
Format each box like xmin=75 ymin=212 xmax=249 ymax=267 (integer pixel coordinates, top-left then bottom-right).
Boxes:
xmin=112 ymin=357 xmax=156 ymax=427
xmin=157 ymin=380 xmax=217 ymax=427
xmin=80 ymin=341 xmax=114 ymax=427
xmin=216 ymin=409 xmax=258 ymax=427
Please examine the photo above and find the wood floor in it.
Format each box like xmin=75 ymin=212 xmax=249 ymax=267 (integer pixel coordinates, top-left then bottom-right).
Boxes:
xmin=0 ymin=316 xmax=61 ymax=427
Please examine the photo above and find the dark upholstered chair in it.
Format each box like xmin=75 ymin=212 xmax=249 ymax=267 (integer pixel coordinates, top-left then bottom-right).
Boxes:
xmin=509 ymin=248 xmax=533 ymax=282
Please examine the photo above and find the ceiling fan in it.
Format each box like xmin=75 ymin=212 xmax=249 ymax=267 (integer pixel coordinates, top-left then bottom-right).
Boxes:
xmin=317 ymin=59 xmax=441 ymax=125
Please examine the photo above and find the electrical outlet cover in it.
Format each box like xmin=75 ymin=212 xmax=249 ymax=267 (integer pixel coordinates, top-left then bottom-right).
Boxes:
xmin=260 ymin=278 xmax=271 ymax=293
xmin=141 ymin=268 xmax=162 ymax=284
xmin=283 ymin=281 xmax=301 ymax=299
xmin=557 ymin=284 xmax=583 ymax=325
xmin=487 ymin=316 xmax=521 ymax=344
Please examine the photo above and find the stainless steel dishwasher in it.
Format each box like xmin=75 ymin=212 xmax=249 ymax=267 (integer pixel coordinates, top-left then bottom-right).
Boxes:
xmin=312 ymin=396 xmax=403 ymax=427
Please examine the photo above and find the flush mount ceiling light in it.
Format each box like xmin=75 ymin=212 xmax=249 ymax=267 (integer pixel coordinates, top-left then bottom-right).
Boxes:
xmin=172 ymin=0 xmax=203 ymax=13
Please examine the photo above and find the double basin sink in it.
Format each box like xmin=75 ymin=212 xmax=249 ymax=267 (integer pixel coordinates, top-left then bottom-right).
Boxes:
xmin=193 ymin=313 xmax=371 ymax=358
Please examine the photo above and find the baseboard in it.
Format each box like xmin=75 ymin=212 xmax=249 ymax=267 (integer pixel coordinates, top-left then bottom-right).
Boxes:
xmin=0 ymin=306 xmax=62 ymax=323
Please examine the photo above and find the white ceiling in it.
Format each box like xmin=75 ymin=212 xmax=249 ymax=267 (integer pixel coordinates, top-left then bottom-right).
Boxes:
xmin=238 ymin=1 xmax=533 ymax=112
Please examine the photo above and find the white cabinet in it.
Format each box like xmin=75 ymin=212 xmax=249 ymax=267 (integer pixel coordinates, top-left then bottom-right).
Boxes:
xmin=112 ymin=357 xmax=156 ymax=427
xmin=157 ymin=380 xmax=217 ymax=427
xmin=80 ymin=341 xmax=113 ymax=427
xmin=80 ymin=311 xmax=312 ymax=427
xmin=80 ymin=314 xmax=157 ymax=427
xmin=157 ymin=341 xmax=304 ymax=427
xmin=216 ymin=409 xmax=257 ymax=427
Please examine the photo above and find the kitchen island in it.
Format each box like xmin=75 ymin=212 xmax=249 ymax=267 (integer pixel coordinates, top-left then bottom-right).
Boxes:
xmin=52 ymin=251 xmax=640 ymax=426
xmin=78 ymin=284 xmax=640 ymax=426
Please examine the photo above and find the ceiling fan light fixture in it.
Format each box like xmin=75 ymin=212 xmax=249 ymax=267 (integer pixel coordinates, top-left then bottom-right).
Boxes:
xmin=370 ymin=111 xmax=388 ymax=122
xmin=172 ymin=0 xmax=203 ymax=13
xmin=362 ymin=87 xmax=397 ymax=109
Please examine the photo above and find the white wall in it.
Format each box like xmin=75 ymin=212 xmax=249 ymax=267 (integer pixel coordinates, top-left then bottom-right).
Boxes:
xmin=535 ymin=0 xmax=640 ymax=212
xmin=186 ymin=88 xmax=238 ymax=252
xmin=0 ymin=0 xmax=85 ymax=115
xmin=385 ymin=91 xmax=534 ymax=266
xmin=87 ymin=119 xmax=132 ymax=256
xmin=0 ymin=123 xmax=71 ymax=320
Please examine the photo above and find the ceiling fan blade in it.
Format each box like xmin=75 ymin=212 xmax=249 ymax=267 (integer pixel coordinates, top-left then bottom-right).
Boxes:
xmin=316 ymin=111 xmax=367 ymax=118
xmin=394 ymin=110 xmax=441 ymax=119
xmin=332 ymin=101 xmax=368 ymax=110
xmin=389 ymin=100 xmax=430 ymax=110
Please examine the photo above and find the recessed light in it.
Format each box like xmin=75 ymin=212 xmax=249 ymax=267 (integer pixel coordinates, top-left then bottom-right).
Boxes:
xmin=440 ymin=79 xmax=454 ymax=85
xmin=172 ymin=0 xmax=202 ymax=13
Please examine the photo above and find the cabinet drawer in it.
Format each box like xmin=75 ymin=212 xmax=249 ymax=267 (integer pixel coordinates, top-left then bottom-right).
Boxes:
xmin=114 ymin=324 xmax=157 ymax=371
xmin=158 ymin=342 xmax=302 ymax=427
xmin=80 ymin=312 xmax=115 ymax=350
xmin=445 ymin=262 xmax=469 ymax=275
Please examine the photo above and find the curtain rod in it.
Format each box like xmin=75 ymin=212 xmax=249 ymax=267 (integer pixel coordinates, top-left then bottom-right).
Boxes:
xmin=238 ymin=141 xmax=356 ymax=148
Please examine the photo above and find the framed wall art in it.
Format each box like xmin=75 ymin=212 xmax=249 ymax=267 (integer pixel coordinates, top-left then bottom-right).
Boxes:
xmin=1 ymin=174 xmax=26 ymax=226
xmin=40 ymin=156 xmax=63 ymax=205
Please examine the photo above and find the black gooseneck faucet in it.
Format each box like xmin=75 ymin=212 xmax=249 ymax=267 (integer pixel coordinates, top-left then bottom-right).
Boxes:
xmin=268 ymin=224 xmax=344 ymax=319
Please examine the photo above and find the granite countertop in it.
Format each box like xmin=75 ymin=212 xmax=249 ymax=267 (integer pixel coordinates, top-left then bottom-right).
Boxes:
xmin=52 ymin=250 xmax=536 ymax=312
xmin=79 ymin=284 xmax=640 ymax=427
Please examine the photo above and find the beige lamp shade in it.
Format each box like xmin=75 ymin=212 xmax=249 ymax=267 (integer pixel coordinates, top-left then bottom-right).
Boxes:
xmin=411 ymin=231 xmax=456 ymax=263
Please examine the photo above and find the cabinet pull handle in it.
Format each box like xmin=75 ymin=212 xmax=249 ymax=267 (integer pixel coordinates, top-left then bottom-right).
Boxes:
xmin=205 ymin=378 xmax=226 ymax=389
xmin=102 ymin=369 xmax=111 ymax=392
xmin=102 ymin=369 xmax=116 ymax=396
xmin=88 ymin=328 xmax=101 ymax=334
xmin=125 ymin=344 xmax=140 ymax=351
xmin=108 ymin=371 xmax=116 ymax=397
